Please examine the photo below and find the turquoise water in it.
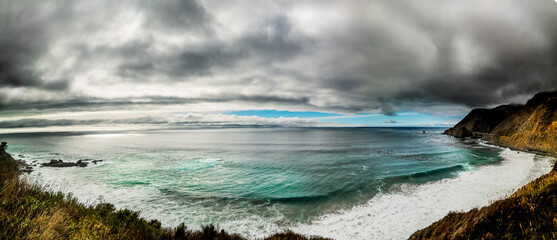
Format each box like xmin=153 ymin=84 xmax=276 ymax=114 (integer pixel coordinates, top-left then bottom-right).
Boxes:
xmin=2 ymin=128 xmax=553 ymax=239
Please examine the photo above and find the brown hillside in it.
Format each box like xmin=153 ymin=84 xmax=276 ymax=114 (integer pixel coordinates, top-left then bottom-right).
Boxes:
xmin=444 ymin=90 xmax=557 ymax=154
xmin=443 ymin=104 xmax=521 ymax=138
xmin=487 ymin=91 xmax=557 ymax=154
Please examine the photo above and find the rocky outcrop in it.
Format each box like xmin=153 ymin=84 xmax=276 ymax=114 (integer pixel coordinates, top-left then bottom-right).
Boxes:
xmin=445 ymin=90 xmax=557 ymax=155
xmin=41 ymin=159 xmax=88 ymax=167
xmin=444 ymin=104 xmax=522 ymax=138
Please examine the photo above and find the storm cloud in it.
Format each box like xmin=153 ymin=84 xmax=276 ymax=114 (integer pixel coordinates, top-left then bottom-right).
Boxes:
xmin=1 ymin=0 xmax=557 ymax=118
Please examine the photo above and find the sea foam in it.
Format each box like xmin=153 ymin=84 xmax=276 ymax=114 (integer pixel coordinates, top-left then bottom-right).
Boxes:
xmin=289 ymin=149 xmax=554 ymax=240
xmin=22 ymin=148 xmax=554 ymax=240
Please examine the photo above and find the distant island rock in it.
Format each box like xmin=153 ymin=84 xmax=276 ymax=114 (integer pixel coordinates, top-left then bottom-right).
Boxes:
xmin=444 ymin=90 xmax=557 ymax=155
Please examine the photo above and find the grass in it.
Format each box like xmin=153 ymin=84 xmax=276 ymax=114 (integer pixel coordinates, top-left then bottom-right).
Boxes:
xmin=409 ymin=162 xmax=557 ymax=240
xmin=0 ymin=149 xmax=329 ymax=240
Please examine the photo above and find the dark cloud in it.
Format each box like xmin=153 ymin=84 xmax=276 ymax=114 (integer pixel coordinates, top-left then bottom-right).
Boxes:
xmin=0 ymin=94 xmax=311 ymax=111
xmin=359 ymin=0 xmax=557 ymax=108
xmin=0 ymin=1 xmax=71 ymax=91
xmin=379 ymin=98 xmax=397 ymax=116
xmin=142 ymin=0 xmax=212 ymax=31
xmin=0 ymin=114 xmax=334 ymax=129
xmin=1 ymin=0 xmax=557 ymax=118
xmin=0 ymin=118 xmax=104 ymax=128
xmin=0 ymin=117 xmax=174 ymax=128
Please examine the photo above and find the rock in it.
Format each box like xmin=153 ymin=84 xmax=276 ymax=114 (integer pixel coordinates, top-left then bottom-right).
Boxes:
xmin=41 ymin=159 xmax=88 ymax=168
xmin=444 ymin=104 xmax=522 ymax=137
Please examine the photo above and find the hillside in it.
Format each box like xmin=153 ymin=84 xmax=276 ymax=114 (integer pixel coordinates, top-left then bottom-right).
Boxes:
xmin=0 ymin=147 xmax=327 ymax=240
xmin=443 ymin=104 xmax=522 ymax=138
xmin=444 ymin=90 xmax=557 ymax=153
xmin=487 ymin=91 xmax=557 ymax=154
xmin=410 ymin=91 xmax=557 ymax=239
xmin=410 ymin=163 xmax=557 ymax=239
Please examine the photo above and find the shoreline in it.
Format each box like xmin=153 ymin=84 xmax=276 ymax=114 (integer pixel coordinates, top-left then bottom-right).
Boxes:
xmin=292 ymin=147 xmax=555 ymax=239
xmin=7 ymin=138 xmax=555 ymax=240
xmin=407 ymin=134 xmax=557 ymax=239
xmin=409 ymin=154 xmax=557 ymax=239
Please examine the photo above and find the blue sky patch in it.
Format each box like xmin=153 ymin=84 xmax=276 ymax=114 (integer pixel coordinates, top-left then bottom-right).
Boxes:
xmin=227 ymin=110 xmax=464 ymax=127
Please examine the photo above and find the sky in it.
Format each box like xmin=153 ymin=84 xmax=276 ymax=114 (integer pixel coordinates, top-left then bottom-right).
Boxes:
xmin=1 ymin=0 xmax=557 ymax=132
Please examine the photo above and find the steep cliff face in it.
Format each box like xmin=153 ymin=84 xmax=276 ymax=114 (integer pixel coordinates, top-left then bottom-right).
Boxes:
xmin=445 ymin=91 xmax=557 ymax=155
xmin=487 ymin=91 xmax=557 ymax=154
xmin=443 ymin=105 xmax=522 ymax=138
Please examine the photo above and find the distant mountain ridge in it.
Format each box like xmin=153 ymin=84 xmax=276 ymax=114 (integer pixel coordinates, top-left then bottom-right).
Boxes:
xmin=444 ymin=90 xmax=557 ymax=155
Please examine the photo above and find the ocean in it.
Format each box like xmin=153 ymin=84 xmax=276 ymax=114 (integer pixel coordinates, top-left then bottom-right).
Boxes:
xmin=2 ymin=128 xmax=554 ymax=239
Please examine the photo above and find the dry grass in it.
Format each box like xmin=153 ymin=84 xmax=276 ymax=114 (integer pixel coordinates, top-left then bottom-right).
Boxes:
xmin=409 ymin=165 xmax=557 ymax=240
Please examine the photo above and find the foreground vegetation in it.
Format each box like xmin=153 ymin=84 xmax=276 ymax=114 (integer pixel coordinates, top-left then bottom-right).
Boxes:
xmin=410 ymin=162 xmax=557 ymax=239
xmin=0 ymin=148 xmax=327 ymax=240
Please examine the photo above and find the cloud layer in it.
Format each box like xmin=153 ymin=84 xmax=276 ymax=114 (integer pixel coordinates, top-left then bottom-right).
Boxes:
xmin=0 ymin=113 xmax=341 ymax=130
xmin=1 ymin=0 xmax=557 ymax=121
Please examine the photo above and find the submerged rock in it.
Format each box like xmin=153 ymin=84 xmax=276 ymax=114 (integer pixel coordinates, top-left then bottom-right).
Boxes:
xmin=20 ymin=164 xmax=34 ymax=173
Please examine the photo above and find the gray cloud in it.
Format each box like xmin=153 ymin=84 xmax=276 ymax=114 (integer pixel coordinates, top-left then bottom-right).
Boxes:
xmin=1 ymin=0 xmax=557 ymax=118
xmin=0 ymin=94 xmax=311 ymax=111
xmin=0 ymin=118 xmax=104 ymax=128
xmin=0 ymin=1 xmax=72 ymax=91
xmin=0 ymin=113 xmax=340 ymax=129
xmin=143 ymin=0 xmax=212 ymax=32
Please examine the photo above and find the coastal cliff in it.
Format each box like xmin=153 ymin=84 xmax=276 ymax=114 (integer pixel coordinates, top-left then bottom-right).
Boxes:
xmin=410 ymin=91 xmax=557 ymax=239
xmin=444 ymin=90 xmax=557 ymax=154
xmin=443 ymin=104 xmax=522 ymax=138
